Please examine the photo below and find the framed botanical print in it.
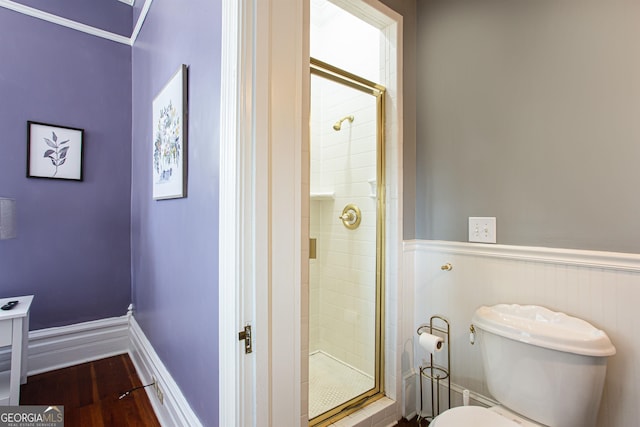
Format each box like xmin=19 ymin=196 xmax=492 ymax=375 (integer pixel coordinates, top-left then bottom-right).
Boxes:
xmin=152 ymin=64 xmax=188 ymax=200
xmin=27 ymin=121 xmax=84 ymax=181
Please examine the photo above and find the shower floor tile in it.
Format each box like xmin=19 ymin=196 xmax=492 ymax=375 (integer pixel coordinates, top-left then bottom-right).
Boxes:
xmin=308 ymin=352 xmax=374 ymax=420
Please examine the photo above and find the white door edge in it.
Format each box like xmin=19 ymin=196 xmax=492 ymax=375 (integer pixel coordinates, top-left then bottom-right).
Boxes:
xmin=218 ymin=0 xmax=258 ymax=426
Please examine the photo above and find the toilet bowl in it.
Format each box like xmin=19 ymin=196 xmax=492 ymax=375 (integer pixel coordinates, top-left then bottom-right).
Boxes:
xmin=428 ymin=304 xmax=615 ymax=427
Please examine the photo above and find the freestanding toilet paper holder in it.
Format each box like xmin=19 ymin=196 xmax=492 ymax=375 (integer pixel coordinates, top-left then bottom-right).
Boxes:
xmin=416 ymin=315 xmax=451 ymax=422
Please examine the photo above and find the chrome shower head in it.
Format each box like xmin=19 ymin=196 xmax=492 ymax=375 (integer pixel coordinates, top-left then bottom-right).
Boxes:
xmin=333 ymin=115 xmax=354 ymax=131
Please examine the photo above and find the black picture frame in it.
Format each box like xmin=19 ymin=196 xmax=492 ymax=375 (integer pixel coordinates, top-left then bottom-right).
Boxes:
xmin=27 ymin=121 xmax=84 ymax=181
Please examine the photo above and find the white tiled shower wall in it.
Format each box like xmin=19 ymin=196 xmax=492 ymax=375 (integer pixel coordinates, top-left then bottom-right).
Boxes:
xmin=310 ymin=75 xmax=378 ymax=376
xmin=404 ymin=240 xmax=640 ymax=426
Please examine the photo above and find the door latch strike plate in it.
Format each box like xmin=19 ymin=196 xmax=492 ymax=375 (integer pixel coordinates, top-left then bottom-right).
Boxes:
xmin=238 ymin=324 xmax=252 ymax=354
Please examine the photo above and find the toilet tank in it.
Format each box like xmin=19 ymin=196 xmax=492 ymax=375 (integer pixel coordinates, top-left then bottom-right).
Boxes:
xmin=472 ymin=304 xmax=616 ymax=427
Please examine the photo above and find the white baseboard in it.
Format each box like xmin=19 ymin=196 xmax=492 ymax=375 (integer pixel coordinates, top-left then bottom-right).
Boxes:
xmin=0 ymin=313 xmax=201 ymax=427
xmin=402 ymin=370 xmax=417 ymax=420
xmin=0 ymin=315 xmax=129 ymax=375
xmin=128 ymin=316 xmax=202 ymax=427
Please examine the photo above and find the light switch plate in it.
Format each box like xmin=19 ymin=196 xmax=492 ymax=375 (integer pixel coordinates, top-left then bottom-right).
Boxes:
xmin=469 ymin=217 xmax=496 ymax=243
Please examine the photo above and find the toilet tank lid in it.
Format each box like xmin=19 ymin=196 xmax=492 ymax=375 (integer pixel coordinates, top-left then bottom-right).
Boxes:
xmin=472 ymin=304 xmax=616 ymax=357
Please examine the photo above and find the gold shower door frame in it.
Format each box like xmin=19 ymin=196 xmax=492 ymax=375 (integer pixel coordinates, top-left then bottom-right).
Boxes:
xmin=309 ymin=58 xmax=386 ymax=427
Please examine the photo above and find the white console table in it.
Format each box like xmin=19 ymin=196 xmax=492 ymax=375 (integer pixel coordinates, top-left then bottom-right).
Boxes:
xmin=0 ymin=295 xmax=33 ymax=405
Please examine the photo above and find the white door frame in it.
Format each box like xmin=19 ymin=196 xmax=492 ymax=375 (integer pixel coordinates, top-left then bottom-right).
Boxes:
xmin=219 ymin=0 xmax=308 ymax=426
xmin=220 ymin=0 xmax=402 ymax=426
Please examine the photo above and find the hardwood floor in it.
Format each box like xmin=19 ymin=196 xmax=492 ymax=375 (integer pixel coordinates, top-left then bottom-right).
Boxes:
xmin=20 ymin=354 xmax=160 ymax=427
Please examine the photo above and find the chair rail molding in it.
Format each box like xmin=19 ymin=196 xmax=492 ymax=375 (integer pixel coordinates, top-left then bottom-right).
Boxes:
xmin=405 ymin=239 xmax=640 ymax=272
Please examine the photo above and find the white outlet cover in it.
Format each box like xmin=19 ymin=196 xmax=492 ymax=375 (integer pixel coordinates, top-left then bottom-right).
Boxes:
xmin=469 ymin=217 xmax=497 ymax=243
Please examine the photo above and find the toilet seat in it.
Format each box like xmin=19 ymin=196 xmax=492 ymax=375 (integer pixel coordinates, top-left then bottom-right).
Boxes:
xmin=430 ymin=406 xmax=540 ymax=427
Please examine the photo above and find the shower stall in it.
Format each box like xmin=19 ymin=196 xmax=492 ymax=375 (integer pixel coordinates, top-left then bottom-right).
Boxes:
xmin=308 ymin=58 xmax=386 ymax=425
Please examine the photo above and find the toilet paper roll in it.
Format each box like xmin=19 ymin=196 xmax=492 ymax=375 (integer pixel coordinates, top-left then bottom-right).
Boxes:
xmin=419 ymin=332 xmax=444 ymax=354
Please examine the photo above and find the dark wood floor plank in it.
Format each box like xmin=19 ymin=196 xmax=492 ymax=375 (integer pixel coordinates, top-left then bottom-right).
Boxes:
xmin=20 ymin=354 xmax=160 ymax=427
xmin=67 ymin=404 xmax=105 ymax=427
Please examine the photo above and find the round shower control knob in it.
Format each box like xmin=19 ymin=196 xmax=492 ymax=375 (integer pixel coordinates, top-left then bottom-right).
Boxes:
xmin=339 ymin=204 xmax=361 ymax=230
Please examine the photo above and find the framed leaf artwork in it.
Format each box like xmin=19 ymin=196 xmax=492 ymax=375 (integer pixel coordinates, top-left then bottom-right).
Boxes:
xmin=27 ymin=121 xmax=84 ymax=181
xmin=152 ymin=64 xmax=188 ymax=200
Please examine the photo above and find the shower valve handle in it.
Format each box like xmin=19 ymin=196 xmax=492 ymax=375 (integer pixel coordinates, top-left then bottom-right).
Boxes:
xmin=339 ymin=204 xmax=362 ymax=230
xmin=339 ymin=212 xmax=356 ymax=222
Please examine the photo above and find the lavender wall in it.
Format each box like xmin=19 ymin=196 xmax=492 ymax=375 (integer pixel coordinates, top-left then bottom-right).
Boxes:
xmin=0 ymin=9 xmax=132 ymax=329
xmin=131 ymin=0 xmax=221 ymax=425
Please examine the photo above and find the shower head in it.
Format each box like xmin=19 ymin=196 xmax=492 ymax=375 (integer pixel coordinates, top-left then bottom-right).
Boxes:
xmin=333 ymin=115 xmax=354 ymax=131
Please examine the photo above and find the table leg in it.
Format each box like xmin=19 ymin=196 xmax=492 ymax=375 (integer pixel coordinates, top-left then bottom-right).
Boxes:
xmin=9 ymin=318 xmax=23 ymax=405
xmin=20 ymin=313 xmax=29 ymax=384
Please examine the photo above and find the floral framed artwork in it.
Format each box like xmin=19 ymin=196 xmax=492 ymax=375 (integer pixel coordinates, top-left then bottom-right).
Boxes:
xmin=27 ymin=121 xmax=84 ymax=181
xmin=152 ymin=64 xmax=188 ymax=200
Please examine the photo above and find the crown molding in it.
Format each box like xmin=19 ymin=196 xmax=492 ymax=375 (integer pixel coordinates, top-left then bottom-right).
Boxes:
xmin=0 ymin=0 xmax=152 ymax=46
xmin=130 ymin=0 xmax=152 ymax=45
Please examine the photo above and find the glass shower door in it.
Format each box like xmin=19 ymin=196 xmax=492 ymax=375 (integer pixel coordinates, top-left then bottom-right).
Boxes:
xmin=308 ymin=59 xmax=385 ymax=425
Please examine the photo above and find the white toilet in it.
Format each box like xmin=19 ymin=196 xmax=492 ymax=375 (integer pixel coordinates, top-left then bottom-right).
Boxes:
xmin=431 ymin=304 xmax=616 ymax=427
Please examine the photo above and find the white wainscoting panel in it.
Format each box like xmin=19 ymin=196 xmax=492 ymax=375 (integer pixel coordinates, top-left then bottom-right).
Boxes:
xmin=405 ymin=240 xmax=640 ymax=427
